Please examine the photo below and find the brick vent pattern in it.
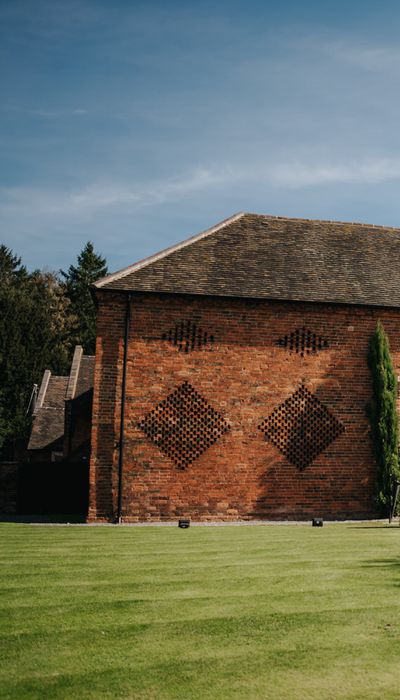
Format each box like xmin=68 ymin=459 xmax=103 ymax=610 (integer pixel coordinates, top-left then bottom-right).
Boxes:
xmin=276 ymin=327 xmax=329 ymax=356
xmin=162 ymin=320 xmax=214 ymax=353
xmin=258 ymin=384 xmax=345 ymax=470
xmin=138 ymin=381 xmax=230 ymax=469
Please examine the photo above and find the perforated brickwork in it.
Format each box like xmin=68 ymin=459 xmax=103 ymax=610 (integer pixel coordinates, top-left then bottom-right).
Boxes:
xmin=276 ymin=327 xmax=329 ymax=356
xmin=258 ymin=385 xmax=345 ymax=470
xmin=138 ymin=381 xmax=230 ymax=469
xmin=162 ymin=320 xmax=214 ymax=352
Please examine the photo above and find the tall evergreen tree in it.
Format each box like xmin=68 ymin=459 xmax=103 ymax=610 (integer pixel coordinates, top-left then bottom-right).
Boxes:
xmin=61 ymin=242 xmax=107 ymax=354
xmin=0 ymin=245 xmax=27 ymax=281
xmin=367 ymin=322 xmax=400 ymax=516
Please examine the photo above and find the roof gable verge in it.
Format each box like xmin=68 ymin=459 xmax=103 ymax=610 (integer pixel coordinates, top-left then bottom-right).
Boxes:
xmin=34 ymin=370 xmax=51 ymax=415
xmin=94 ymin=211 xmax=245 ymax=289
xmin=66 ymin=346 xmax=83 ymax=400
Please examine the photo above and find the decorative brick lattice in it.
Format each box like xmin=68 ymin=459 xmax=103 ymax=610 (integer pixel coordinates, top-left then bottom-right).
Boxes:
xmin=162 ymin=320 xmax=214 ymax=353
xmin=276 ymin=327 xmax=329 ymax=356
xmin=138 ymin=381 xmax=230 ymax=469
xmin=258 ymin=385 xmax=344 ymax=469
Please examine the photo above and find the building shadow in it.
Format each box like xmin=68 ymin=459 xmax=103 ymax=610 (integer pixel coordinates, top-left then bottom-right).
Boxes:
xmin=0 ymin=514 xmax=86 ymax=524
xmin=92 ymin=304 xmax=123 ymax=520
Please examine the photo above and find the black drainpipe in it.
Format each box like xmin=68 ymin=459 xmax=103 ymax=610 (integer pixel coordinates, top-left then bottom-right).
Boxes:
xmin=116 ymin=293 xmax=131 ymax=523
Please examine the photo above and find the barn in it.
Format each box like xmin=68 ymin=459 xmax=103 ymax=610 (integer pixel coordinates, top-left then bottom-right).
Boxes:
xmin=89 ymin=212 xmax=400 ymax=522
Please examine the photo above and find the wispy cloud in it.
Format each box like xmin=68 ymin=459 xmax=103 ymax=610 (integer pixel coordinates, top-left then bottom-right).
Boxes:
xmin=327 ymin=42 xmax=400 ymax=71
xmin=0 ymin=0 xmax=108 ymax=40
xmin=1 ymin=105 xmax=88 ymax=118
xmin=270 ymin=158 xmax=400 ymax=187
xmin=2 ymin=158 xmax=400 ymax=223
xmin=291 ymin=35 xmax=400 ymax=72
xmin=0 ymin=167 xmax=236 ymax=219
xmin=30 ymin=108 xmax=88 ymax=117
xmin=69 ymin=167 xmax=236 ymax=212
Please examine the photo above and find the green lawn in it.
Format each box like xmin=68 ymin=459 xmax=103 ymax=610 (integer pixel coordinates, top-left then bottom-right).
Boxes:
xmin=1 ymin=523 xmax=400 ymax=700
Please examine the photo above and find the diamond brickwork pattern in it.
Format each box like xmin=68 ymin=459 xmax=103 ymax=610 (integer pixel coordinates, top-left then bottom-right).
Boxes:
xmin=162 ymin=320 xmax=214 ymax=353
xmin=138 ymin=381 xmax=230 ymax=469
xmin=276 ymin=327 xmax=329 ymax=356
xmin=258 ymin=385 xmax=344 ymax=470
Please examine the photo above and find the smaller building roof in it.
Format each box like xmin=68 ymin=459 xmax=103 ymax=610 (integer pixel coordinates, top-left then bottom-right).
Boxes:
xmin=93 ymin=212 xmax=400 ymax=308
xmin=27 ymin=374 xmax=68 ymax=451
xmin=65 ymin=346 xmax=95 ymax=401
xmin=28 ymin=348 xmax=95 ymax=453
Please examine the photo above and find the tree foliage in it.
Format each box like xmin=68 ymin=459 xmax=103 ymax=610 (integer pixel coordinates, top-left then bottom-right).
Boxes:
xmin=61 ymin=242 xmax=107 ymax=354
xmin=0 ymin=241 xmax=107 ymax=457
xmin=0 ymin=246 xmax=76 ymax=456
xmin=367 ymin=321 xmax=400 ymax=515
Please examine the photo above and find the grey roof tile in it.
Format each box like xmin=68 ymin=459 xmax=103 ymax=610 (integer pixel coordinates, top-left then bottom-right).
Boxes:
xmin=28 ymin=377 xmax=68 ymax=451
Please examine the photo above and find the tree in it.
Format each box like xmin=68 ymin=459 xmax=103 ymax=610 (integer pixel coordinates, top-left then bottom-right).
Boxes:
xmin=0 ymin=241 xmax=107 ymax=457
xmin=0 ymin=247 xmax=73 ymax=456
xmin=61 ymin=242 xmax=107 ymax=354
xmin=0 ymin=245 xmax=27 ymax=280
xmin=367 ymin=322 xmax=400 ymax=517
xmin=0 ymin=246 xmax=30 ymax=454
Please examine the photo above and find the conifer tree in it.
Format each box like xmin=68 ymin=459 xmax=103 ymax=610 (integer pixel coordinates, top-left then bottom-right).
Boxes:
xmin=0 ymin=245 xmax=27 ymax=281
xmin=61 ymin=242 xmax=107 ymax=354
xmin=367 ymin=322 xmax=400 ymax=515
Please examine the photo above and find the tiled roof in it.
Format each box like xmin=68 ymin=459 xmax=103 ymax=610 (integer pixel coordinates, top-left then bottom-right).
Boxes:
xmin=94 ymin=212 xmax=400 ymax=308
xmin=76 ymin=355 xmax=94 ymax=398
xmin=28 ymin=348 xmax=94 ymax=453
xmin=28 ymin=376 xmax=68 ymax=451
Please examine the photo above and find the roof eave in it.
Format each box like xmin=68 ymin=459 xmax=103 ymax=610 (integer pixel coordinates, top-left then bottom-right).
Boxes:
xmin=93 ymin=212 xmax=246 ymax=290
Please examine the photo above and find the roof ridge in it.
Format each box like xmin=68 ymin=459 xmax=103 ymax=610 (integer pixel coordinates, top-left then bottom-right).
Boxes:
xmin=94 ymin=212 xmax=246 ymax=289
xmin=244 ymin=212 xmax=400 ymax=231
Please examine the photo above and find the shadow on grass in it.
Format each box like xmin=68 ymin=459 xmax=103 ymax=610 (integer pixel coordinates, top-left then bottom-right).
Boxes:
xmin=347 ymin=526 xmax=396 ymax=529
xmin=360 ymin=557 xmax=400 ymax=587
xmin=0 ymin=514 xmax=86 ymax=524
xmin=361 ymin=558 xmax=400 ymax=569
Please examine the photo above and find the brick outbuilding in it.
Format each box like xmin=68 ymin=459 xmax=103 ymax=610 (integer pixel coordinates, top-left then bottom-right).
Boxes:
xmin=28 ymin=345 xmax=94 ymax=463
xmin=89 ymin=212 xmax=400 ymax=522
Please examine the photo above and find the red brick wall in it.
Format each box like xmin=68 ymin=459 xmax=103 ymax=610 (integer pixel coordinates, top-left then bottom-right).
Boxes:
xmin=88 ymin=291 xmax=400 ymax=521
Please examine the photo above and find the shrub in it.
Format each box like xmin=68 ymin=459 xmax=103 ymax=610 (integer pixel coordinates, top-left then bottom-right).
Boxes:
xmin=367 ymin=321 xmax=400 ymax=517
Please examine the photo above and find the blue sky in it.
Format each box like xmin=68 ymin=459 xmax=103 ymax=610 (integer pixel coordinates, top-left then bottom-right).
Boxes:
xmin=2 ymin=0 xmax=400 ymax=272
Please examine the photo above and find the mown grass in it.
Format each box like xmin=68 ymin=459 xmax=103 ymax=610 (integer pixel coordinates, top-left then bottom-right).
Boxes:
xmin=1 ymin=522 xmax=400 ymax=699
